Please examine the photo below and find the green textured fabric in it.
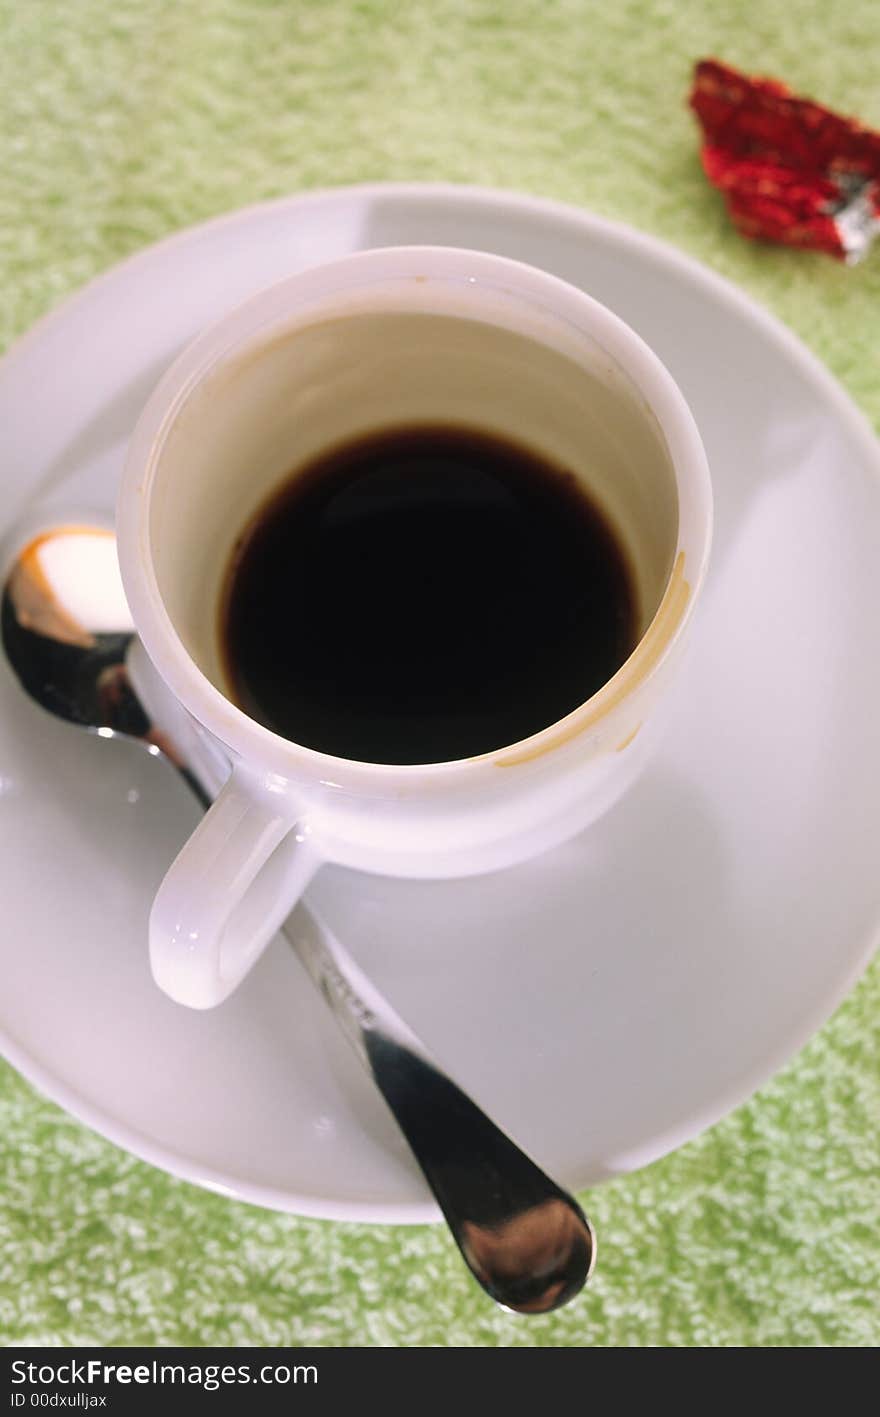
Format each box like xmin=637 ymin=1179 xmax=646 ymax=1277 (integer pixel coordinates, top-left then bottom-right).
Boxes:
xmin=1 ymin=0 xmax=879 ymax=1349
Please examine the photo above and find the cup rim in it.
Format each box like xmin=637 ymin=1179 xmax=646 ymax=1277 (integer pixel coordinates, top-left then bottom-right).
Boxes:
xmin=117 ymin=244 xmax=712 ymax=786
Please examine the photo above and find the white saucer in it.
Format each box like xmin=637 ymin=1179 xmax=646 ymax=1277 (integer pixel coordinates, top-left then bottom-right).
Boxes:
xmin=2 ymin=184 xmax=879 ymax=1224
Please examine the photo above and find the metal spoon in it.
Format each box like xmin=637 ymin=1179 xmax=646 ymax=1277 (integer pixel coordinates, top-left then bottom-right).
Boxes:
xmin=1 ymin=523 xmax=596 ymax=1314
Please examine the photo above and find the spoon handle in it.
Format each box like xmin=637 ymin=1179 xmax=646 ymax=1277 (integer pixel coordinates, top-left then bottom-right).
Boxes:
xmin=286 ymin=905 xmax=595 ymax=1313
xmin=131 ymin=641 xmax=596 ymax=1312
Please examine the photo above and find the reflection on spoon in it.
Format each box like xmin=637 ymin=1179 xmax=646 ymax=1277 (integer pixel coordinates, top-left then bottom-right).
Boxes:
xmin=1 ymin=523 xmax=596 ymax=1313
xmin=461 ymin=1199 xmax=592 ymax=1314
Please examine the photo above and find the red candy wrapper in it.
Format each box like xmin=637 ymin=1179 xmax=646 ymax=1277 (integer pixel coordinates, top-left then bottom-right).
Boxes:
xmin=690 ymin=59 xmax=880 ymax=262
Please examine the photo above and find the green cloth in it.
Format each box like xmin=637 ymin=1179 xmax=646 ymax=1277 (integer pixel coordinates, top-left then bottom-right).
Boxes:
xmin=1 ymin=0 xmax=878 ymax=1349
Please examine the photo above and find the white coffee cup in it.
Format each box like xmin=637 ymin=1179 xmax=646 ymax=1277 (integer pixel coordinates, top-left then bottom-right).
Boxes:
xmin=117 ymin=246 xmax=712 ymax=1009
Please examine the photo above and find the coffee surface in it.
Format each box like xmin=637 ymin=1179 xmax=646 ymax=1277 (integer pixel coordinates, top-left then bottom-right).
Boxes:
xmin=220 ymin=425 xmax=637 ymax=764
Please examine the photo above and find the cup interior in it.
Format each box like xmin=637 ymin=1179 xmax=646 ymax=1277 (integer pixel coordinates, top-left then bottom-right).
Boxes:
xmin=144 ymin=259 xmax=681 ymax=739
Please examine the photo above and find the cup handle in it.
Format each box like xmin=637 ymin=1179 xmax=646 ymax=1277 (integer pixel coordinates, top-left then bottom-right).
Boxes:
xmin=149 ymin=764 xmax=319 ymax=1009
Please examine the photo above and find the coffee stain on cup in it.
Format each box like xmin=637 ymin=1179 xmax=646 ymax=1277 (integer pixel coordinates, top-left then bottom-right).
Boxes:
xmin=491 ymin=550 xmax=689 ymax=766
xmin=615 ymin=722 xmax=642 ymax=753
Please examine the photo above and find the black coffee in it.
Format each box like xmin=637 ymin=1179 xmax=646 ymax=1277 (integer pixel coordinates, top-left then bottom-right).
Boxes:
xmin=220 ymin=425 xmax=637 ymax=764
